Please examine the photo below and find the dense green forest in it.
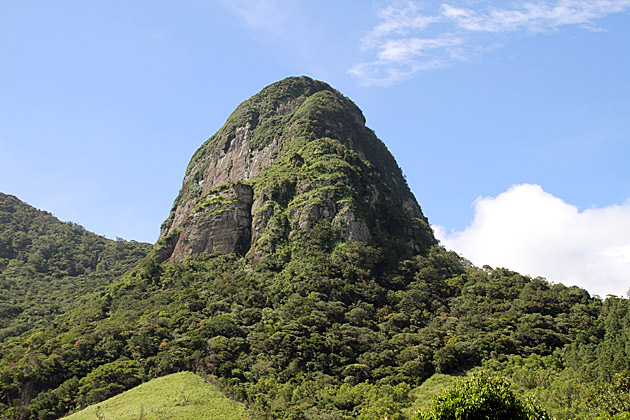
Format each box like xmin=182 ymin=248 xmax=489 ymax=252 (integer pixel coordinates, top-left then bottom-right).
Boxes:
xmin=0 ymin=77 xmax=628 ymax=420
xmin=0 ymin=193 xmax=151 ymax=340
xmin=0 ymin=230 xmax=627 ymax=419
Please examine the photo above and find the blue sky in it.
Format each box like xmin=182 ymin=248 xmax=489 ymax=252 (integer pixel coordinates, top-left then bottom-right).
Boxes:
xmin=1 ymin=1 xmax=629 ymax=296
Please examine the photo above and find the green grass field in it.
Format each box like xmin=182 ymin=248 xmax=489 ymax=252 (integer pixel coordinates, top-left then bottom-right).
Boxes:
xmin=63 ymin=372 xmax=252 ymax=420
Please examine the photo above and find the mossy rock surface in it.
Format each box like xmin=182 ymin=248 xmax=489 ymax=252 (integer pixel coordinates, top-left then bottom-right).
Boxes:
xmin=159 ymin=76 xmax=436 ymax=263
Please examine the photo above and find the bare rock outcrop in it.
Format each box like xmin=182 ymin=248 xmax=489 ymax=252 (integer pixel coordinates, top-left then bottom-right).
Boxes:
xmin=163 ymin=183 xmax=253 ymax=262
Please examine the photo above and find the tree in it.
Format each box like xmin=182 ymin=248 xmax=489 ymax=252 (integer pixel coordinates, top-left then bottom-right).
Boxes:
xmin=77 ymin=359 xmax=144 ymax=406
xmin=415 ymin=373 xmax=552 ymax=420
xmin=587 ymin=370 xmax=630 ymax=419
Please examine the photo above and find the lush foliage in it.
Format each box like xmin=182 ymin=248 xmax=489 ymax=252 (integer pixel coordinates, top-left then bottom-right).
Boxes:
xmin=414 ymin=373 xmax=552 ymax=420
xmin=1 ymin=232 xmax=628 ymax=419
xmin=586 ymin=370 xmax=630 ymax=419
xmin=474 ymin=292 xmax=630 ymax=419
xmin=0 ymin=193 xmax=151 ymax=339
xmin=1 ymin=77 xmax=629 ymax=420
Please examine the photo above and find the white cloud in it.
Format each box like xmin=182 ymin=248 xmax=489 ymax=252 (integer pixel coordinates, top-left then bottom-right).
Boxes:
xmin=351 ymin=0 xmax=630 ymax=85
xmin=434 ymin=184 xmax=630 ymax=298
xmin=443 ymin=1 xmax=630 ymax=33
xmin=362 ymin=3 xmax=437 ymax=49
xmin=377 ymin=36 xmax=463 ymax=62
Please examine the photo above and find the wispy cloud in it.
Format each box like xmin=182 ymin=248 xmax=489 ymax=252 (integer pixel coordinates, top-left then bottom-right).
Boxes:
xmin=361 ymin=2 xmax=437 ymax=49
xmin=350 ymin=0 xmax=630 ymax=85
xmin=214 ymin=0 xmax=292 ymax=36
xmin=434 ymin=184 xmax=630 ymax=298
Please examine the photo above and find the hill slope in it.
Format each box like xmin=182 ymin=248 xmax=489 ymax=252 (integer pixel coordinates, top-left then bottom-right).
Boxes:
xmin=0 ymin=193 xmax=152 ymax=339
xmin=62 ymin=372 xmax=252 ymax=420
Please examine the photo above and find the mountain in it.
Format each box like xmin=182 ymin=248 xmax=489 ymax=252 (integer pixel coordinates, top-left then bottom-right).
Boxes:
xmin=0 ymin=77 xmax=628 ymax=420
xmin=158 ymin=76 xmax=435 ymax=263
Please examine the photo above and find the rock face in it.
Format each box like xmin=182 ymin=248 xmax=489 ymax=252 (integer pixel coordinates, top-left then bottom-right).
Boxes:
xmin=166 ymin=183 xmax=253 ymax=261
xmin=158 ymin=76 xmax=436 ymax=263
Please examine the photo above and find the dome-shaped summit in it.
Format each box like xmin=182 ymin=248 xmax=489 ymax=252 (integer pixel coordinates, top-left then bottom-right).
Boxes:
xmin=157 ymin=76 xmax=436 ymax=263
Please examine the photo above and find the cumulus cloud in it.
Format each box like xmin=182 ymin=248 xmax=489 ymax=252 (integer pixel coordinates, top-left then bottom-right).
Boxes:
xmin=434 ymin=184 xmax=630 ymax=298
xmin=350 ymin=0 xmax=630 ymax=85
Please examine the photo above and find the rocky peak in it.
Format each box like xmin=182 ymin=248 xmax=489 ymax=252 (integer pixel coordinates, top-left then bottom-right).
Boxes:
xmin=158 ymin=76 xmax=436 ymax=263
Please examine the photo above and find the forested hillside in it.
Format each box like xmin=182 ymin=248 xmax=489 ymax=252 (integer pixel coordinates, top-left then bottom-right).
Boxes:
xmin=0 ymin=193 xmax=152 ymax=339
xmin=1 ymin=240 xmax=627 ymax=419
xmin=0 ymin=78 xmax=627 ymax=420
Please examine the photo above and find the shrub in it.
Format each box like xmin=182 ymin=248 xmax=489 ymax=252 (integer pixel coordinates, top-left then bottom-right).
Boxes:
xmin=415 ymin=373 xmax=552 ymax=420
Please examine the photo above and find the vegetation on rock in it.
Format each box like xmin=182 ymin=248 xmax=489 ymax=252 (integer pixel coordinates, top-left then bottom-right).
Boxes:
xmin=159 ymin=76 xmax=434 ymax=263
xmin=0 ymin=77 xmax=628 ymax=420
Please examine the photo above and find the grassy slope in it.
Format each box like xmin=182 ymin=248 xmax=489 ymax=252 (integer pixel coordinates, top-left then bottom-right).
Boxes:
xmin=63 ymin=372 xmax=252 ymax=420
xmin=403 ymin=373 xmax=465 ymax=418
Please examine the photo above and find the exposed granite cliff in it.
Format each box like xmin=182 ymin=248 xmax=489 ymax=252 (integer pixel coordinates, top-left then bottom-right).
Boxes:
xmin=158 ymin=76 xmax=436 ymax=263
